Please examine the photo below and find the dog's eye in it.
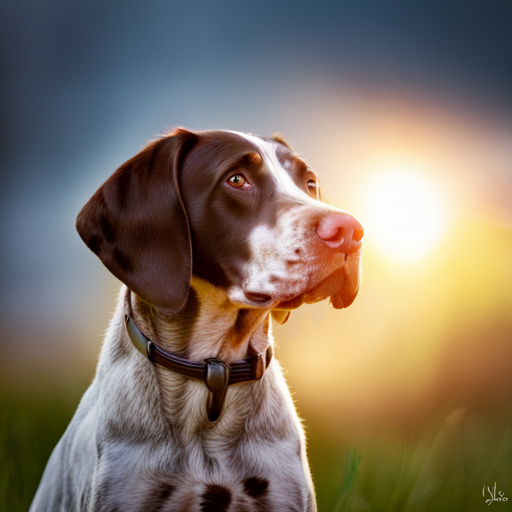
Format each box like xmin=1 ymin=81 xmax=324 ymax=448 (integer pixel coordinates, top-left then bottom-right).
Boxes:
xmin=307 ymin=179 xmax=317 ymax=192
xmin=227 ymin=174 xmax=249 ymax=188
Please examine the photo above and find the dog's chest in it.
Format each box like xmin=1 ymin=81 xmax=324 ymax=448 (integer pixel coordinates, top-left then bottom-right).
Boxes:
xmin=92 ymin=434 xmax=313 ymax=511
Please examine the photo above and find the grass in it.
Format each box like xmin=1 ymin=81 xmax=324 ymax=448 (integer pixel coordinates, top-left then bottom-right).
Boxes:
xmin=332 ymin=449 xmax=362 ymax=512
xmin=0 ymin=392 xmax=75 ymax=511
xmin=306 ymin=407 xmax=512 ymax=512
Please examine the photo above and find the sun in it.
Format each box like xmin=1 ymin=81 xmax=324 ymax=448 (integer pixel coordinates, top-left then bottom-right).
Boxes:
xmin=361 ymin=166 xmax=450 ymax=264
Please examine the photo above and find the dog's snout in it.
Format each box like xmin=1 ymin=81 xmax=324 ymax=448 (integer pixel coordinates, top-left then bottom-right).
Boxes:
xmin=316 ymin=212 xmax=364 ymax=254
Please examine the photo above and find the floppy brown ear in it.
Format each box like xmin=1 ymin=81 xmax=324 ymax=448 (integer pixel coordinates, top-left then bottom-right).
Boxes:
xmin=76 ymin=129 xmax=198 ymax=312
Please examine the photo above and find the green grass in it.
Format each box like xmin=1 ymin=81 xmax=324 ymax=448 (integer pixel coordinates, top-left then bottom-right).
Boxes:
xmin=0 ymin=391 xmax=75 ymax=511
xmin=307 ymin=408 xmax=512 ymax=512
xmin=332 ymin=449 xmax=362 ymax=512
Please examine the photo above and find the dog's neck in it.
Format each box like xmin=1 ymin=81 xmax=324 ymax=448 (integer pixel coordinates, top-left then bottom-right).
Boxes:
xmin=128 ymin=276 xmax=271 ymax=363
xmin=125 ymin=278 xmax=272 ymax=427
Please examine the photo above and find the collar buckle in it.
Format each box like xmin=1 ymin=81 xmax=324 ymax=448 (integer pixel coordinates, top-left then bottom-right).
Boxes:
xmin=124 ymin=314 xmax=272 ymax=422
xmin=204 ymin=358 xmax=230 ymax=422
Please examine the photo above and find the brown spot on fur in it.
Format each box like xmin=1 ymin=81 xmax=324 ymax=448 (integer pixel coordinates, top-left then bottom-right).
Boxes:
xmin=201 ymin=484 xmax=231 ymax=512
xmin=242 ymin=151 xmax=263 ymax=167
xmin=243 ymin=477 xmax=268 ymax=497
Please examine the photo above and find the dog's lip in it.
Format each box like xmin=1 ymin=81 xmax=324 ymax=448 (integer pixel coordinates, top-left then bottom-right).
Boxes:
xmin=273 ymin=267 xmax=343 ymax=311
xmin=273 ymin=265 xmax=347 ymax=310
xmin=244 ymin=291 xmax=273 ymax=305
xmin=234 ymin=249 xmax=361 ymax=310
xmin=230 ymin=289 xmax=275 ymax=308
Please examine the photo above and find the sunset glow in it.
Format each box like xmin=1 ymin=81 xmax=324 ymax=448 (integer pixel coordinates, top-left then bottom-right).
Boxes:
xmin=361 ymin=166 xmax=450 ymax=263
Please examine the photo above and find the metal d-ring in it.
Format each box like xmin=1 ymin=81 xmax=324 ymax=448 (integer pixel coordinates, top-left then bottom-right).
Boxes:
xmin=204 ymin=358 xmax=230 ymax=422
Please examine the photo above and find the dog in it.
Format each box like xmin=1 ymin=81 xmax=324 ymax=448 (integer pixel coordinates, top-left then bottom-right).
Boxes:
xmin=30 ymin=128 xmax=363 ymax=512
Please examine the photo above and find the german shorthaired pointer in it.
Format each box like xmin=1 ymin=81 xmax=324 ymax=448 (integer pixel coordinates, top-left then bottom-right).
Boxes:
xmin=30 ymin=129 xmax=363 ymax=512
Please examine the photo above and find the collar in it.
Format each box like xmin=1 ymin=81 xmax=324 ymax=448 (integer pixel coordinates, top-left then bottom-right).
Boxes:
xmin=124 ymin=315 xmax=273 ymax=422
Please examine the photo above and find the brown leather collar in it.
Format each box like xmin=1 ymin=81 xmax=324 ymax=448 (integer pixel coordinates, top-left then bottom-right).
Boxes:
xmin=124 ymin=315 xmax=273 ymax=422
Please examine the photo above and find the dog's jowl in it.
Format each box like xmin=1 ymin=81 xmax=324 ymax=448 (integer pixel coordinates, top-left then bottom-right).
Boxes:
xmin=30 ymin=129 xmax=363 ymax=512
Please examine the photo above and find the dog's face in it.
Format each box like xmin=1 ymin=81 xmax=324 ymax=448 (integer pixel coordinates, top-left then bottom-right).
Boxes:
xmin=76 ymin=129 xmax=363 ymax=318
xmin=180 ymin=130 xmax=363 ymax=313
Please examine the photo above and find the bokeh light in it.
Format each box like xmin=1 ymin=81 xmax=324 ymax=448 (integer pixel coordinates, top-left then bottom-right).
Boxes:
xmin=361 ymin=164 xmax=451 ymax=263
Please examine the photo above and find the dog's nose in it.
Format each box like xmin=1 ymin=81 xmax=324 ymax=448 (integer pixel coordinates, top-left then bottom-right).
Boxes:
xmin=316 ymin=212 xmax=364 ymax=254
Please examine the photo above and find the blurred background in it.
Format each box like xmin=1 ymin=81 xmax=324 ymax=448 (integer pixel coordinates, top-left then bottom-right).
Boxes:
xmin=1 ymin=1 xmax=511 ymax=510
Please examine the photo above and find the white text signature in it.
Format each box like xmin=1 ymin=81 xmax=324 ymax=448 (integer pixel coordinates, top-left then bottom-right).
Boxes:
xmin=483 ymin=483 xmax=508 ymax=506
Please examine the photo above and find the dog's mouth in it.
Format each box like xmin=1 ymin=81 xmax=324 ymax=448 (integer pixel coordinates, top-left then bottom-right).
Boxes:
xmin=275 ymin=267 xmax=346 ymax=310
xmin=274 ymin=250 xmax=362 ymax=312
xmin=232 ymin=249 xmax=362 ymax=317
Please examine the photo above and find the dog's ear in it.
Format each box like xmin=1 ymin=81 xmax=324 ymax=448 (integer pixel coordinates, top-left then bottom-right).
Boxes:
xmin=76 ymin=129 xmax=198 ymax=312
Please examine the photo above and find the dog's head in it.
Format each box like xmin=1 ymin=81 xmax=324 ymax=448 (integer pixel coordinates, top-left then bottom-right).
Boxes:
xmin=76 ymin=129 xmax=363 ymax=321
